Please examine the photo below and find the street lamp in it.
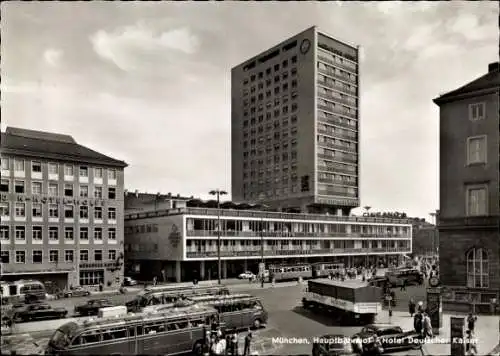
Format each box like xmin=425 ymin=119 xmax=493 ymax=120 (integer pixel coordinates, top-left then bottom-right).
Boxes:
xmin=209 ymin=189 xmax=227 ymax=285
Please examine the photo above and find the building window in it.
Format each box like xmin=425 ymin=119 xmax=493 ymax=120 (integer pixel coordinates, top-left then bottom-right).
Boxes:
xmin=64 ymin=205 xmax=74 ymax=218
xmin=15 ymin=251 xmax=26 ymax=264
xmin=48 ymin=163 xmax=58 ymax=175
xmin=79 ymin=270 xmax=104 ymax=286
xmin=1 ymin=251 xmax=9 ymax=263
xmin=108 ymin=250 xmax=116 ymax=260
xmin=108 ymin=169 xmax=117 ymax=180
xmin=49 ymin=227 xmax=59 ymax=241
xmin=49 ymin=204 xmax=59 ymax=218
xmin=94 ymin=168 xmax=103 ymax=178
xmin=80 ymin=250 xmax=89 ymax=262
xmin=14 ymin=180 xmax=24 ymax=194
xmin=467 ymin=248 xmax=488 ymax=288
xmin=33 ymin=250 xmax=43 ymax=264
xmin=108 ymin=187 xmax=116 ymax=199
xmin=49 ymin=183 xmax=58 ymax=196
xmin=94 ymin=250 xmax=103 ymax=261
xmin=94 ymin=186 xmax=103 ymax=199
xmin=80 ymin=185 xmax=88 ymax=198
xmin=80 ymin=206 xmax=89 ymax=219
xmin=32 ymin=203 xmax=42 ymax=218
xmin=0 ymin=179 xmax=8 ymax=192
xmin=1 ymin=158 xmax=9 ymax=170
xmin=469 ymin=103 xmax=485 ymax=121
xmin=32 ymin=226 xmax=43 ymax=242
xmin=79 ymin=166 xmax=88 ymax=177
xmin=80 ymin=227 xmax=89 ymax=241
xmin=467 ymin=136 xmax=487 ymax=164
xmin=65 ymin=227 xmax=74 ymax=240
xmin=32 ymin=182 xmax=42 ymax=195
xmin=65 ymin=250 xmax=74 ymax=263
xmin=49 ymin=250 xmax=59 ymax=263
xmin=32 ymin=161 xmax=42 ymax=173
xmin=1 ymin=226 xmax=10 ymax=240
xmin=94 ymin=206 xmax=103 ymax=220
xmin=108 ymin=228 xmax=116 ymax=241
xmin=466 ymin=185 xmax=487 ymax=216
xmin=108 ymin=207 xmax=116 ymax=220
xmin=94 ymin=227 xmax=102 ymax=241
xmin=14 ymin=159 xmax=25 ymax=172
xmin=15 ymin=203 xmax=25 ymax=217
xmin=0 ymin=202 xmax=9 ymax=216
xmin=64 ymin=164 xmax=74 ymax=176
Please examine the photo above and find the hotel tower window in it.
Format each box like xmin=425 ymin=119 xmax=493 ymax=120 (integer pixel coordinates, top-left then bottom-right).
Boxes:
xmin=32 ymin=226 xmax=42 ymax=242
xmin=49 ymin=227 xmax=59 ymax=242
xmin=467 ymin=136 xmax=487 ymax=165
xmin=1 ymin=158 xmax=9 ymax=170
xmin=14 ymin=180 xmax=24 ymax=194
xmin=15 ymin=203 xmax=25 ymax=217
xmin=64 ymin=184 xmax=73 ymax=197
xmin=466 ymin=185 xmax=487 ymax=216
xmin=108 ymin=228 xmax=116 ymax=241
xmin=49 ymin=204 xmax=59 ymax=218
xmin=467 ymin=248 xmax=489 ymax=288
xmin=94 ymin=186 xmax=103 ymax=198
xmin=80 ymin=206 xmax=89 ymax=219
xmin=0 ymin=202 xmax=9 ymax=216
xmin=32 ymin=161 xmax=42 ymax=173
xmin=80 ymin=185 xmax=89 ymax=198
xmin=15 ymin=226 xmax=25 ymax=241
xmin=32 ymin=203 xmax=42 ymax=218
xmin=65 ymin=227 xmax=74 ymax=241
xmin=108 ymin=207 xmax=116 ymax=220
xmin=48 ymin=163 xmax=58 ymax=175
xmin=1 ymin=226 xmax=9 ymax=240
xmin=0 ymin=179 xmax=8 ymax=192
xmin=14 ymin=159 xmax=25 ymax=172
xmin=49 ymin=250 xmax=59 ymax=263
xmin=49 ymin=183 xmax=58 ymax=196
xmin=15 ymin=251 xmax=26 ymax=264
xmin=64 ymin=164 xmax=74 ymax=176
xmin=1 ymin=251 xmax=9 ymax=263
xmin=32 ymin=182 xmax=42 ymax=195
xmin=64 ymin=205 xmax=74 ymax=218
xmin=33 ymin=250 xmax=43 ymax=264
xmin=80 ymin=250 xmax=89 ymax=261
xmin=79 ymin=166 xmax=88 ymax=177
xmin=94 ymin=206 xmax=103 ymax=220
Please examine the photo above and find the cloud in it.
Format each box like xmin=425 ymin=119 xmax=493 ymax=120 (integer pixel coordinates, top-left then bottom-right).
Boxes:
xmin=90 ymin=22 xmax=200 ymax=71
xmin=448 ymin=13 xmax=496 ymax=41
xmin=43 ymin=48 xmax=63 ymax=67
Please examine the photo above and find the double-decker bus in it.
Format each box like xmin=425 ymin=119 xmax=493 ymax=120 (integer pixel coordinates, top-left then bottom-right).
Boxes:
xmin=45 ymin=305 xmax=218 ymax=356
xmin=311 ymin=263 xmax=345 ymax=278
xmin=126 ymin=285 xmax=230 ymax=312
xmin=144 ymin=293 xmax=268 ymax=330
xmin=269 ymin=264 xmax=313 ymax=282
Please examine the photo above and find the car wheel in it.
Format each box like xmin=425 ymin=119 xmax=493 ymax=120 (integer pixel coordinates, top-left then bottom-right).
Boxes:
xmin=192 ymin=341 xmax=203 ymax=356
xmin=252 ymin=319 xmax=261 ymax=329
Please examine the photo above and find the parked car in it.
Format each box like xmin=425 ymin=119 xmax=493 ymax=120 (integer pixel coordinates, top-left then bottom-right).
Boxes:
xmin=367 ymin=276 xmax=388 ymax=288
xmin=14 ymin=303 xmax=68 ymax=323
xmin=312 ymin=334 xmax=356 ymax=356
xmin=351 ymin=324 xmax=421 ymax=354
xmin=74 ymin=298 xmax=114 ymax=316
xmin=123 ymin=277 xmax=138 ymax=286
xmin=238 ymin=271 xmax=256 ymax=280
xmin=60 ymin=286 xmax=91 ymax=298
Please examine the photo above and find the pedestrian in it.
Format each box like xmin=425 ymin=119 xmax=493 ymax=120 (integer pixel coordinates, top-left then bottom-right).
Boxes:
xmin=243 ymin=330 xmax=252 ymax=356
xmin=409 ymin=298 xmax=416 ymax=317
xmin=232 ymin=331 xmax=239 ymax=356
xmin=465 ymin=329 xmax=478 ymax=355
xmin=400 ymin=279 xmax=406 ymax=291
xmin=225 ymin=333 xmax=232 ymax=356
xmin=417 ymin=301 xmax=424 ymax=313
xmin=413 ymin=311 xmax=423 ymax=337
xmin=467 ymin=312 xmax=477 ymax=332
xmin=423 ymin=312 xmax=433 ymax=338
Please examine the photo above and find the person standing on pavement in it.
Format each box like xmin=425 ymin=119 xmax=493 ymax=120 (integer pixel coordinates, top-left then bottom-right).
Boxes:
xmin=243 ymin=329 xmax=252 ymax=356
xmin=400 ymin=279 xmax=407 ymax=291
xmin=413 ymin=311 xmax=423 ymax=337
xmin=422 ymin=312 xmax=433 ymax=338
xmin=467 ymin=312 xmax=477 ymax=332
xmin=409 ymin=298 xmax=416 ymax=317
xmin=232 ymin=331 xmax=239 ymax=356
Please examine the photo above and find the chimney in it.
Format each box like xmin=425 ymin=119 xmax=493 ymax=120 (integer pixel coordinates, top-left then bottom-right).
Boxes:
xmin=488 ymin=62 xmax=499 ymax=73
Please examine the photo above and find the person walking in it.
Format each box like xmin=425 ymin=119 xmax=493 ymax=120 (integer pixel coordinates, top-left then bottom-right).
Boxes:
xmin=413 ymin=311 xmax=423 ymax=337
xmin=409 ymin=298 xmax=416 ymax=317
xmin=243 ymin=330 xmax=252 ymax=356
xmin=465 ymin=329 xmax=478 ymax=355
xmin=467 ymin=313 xmax=477 ymax=332
xmin=231 ymin=331 xmax=239 ymax=356
xmin=400 ymin=279 xmax=407 ymax=291
xmin=422 ymin=312 xmax=433 ymax=338
xmin=417 ymin=301 xmax=424 ymax=313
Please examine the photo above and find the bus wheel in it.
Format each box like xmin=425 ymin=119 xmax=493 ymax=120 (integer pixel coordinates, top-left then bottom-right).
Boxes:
xmin=192 ymin=341 xmax=203 ymax=356
xmin=252 ymin=319 xmax=261 ymax=329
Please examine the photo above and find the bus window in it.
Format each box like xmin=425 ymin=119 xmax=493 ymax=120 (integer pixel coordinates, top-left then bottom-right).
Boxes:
xmin=81 ymin=331 xmax=101 ymax=344
xmin=144 ymin=322 xmax=166 ymax=334
xmin=105 ymin=327 xmax=127 ymax=340
xmin=176 ymin=321 xmax=189 ymax=329
xmin=136 ymin=326 xmax=143 ymax=336
xmin=128 ymin=326 xmax=136 ymax=337
xmin=167 ymin=322 xmax=177 ymax=331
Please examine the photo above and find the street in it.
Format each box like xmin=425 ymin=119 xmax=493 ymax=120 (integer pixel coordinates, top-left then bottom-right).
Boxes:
xmin=2 ymin=281 xmax=430 ymax=355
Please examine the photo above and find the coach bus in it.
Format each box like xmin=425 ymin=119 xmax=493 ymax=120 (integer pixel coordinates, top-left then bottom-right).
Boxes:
xmin=1 ymin=280 xmax=46 ymax=304
xmin=144 ymin=293 xmax=268 ymax=330
xmin=311 ymin=263 xmax=345 ymax=278
xmin=126 ymin=285 xmax=230 ymax=312
xmin=269 ymin=264 xmax=313 ymax=282
xmin=45 ymin=305 xmax=218 ymax=356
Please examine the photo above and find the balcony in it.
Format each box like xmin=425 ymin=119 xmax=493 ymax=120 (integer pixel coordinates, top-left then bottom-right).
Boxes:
xmin=317 ymin=53 xmax=358 ymax=73
xmin=317 ymin=164 xmax=357 ymax=176
xmin=317 ymin=128 xmax=357 ymax=141
xmin=317 ymin=104 xmax=357 ymax=119
xmin=318 ymin=153 xmax=357 ymax=164
xmin=186 ymin=230 xmax=410 ymax=239
xmin=317 ymin=91 xmax=356 ymax=108
xmin=185 ymin=247 xmax=411 ymax=259
xmin=317 ymin=66 xmax=357 ymax=84
xmin=318 ymin=178 xmax=357 ymax=187
xmin=318 ymin=115 xmax=357 ymax=131
xmin=439 ymin=216 xmax=499 ymax=230
xmin=317 ymin=141 xmax=357 ymax=154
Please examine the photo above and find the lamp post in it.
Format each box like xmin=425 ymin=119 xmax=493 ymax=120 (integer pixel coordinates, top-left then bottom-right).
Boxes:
xmin=429 ymin=212 xmax=437 ymax=256
xmin=260 ymin=218 xmax=266 ymax=288
xmin=209 ymin=189 xmax=227 ymax=285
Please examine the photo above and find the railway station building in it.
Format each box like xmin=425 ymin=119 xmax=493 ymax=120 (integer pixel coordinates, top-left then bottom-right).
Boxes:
xmin=124 ymin=198 xmax=413 ymax=283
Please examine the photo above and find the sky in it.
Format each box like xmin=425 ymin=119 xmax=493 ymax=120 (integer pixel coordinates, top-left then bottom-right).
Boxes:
xmin=1 ymin=2 xmax=498 ymax=220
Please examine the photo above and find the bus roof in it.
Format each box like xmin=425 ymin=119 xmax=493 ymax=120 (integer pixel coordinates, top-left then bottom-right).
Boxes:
xmin=190 ymin=293 xmax=256 ymax=302
xmin=309 ymin=278 xmax=370 ymax=289
xmin=74 ymin=304 xmax=217 ymax=329
xmin=144 ymin=284 xmax=226 ymax=292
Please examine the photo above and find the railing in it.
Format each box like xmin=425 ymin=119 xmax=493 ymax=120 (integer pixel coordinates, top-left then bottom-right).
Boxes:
xmin=185 ymin=247 xmax=411 ymax=258
xmin=318 ymin=153 xmax=357 ymax=163
xmin=126 ymin=207 xmax=414 ymax=225
xmin=317 ymin=91 xmax=356 ymax=108
xmin=317 ymin=141 xmax=357 ymax=154
xmin=317 ymin=104 xmax=357 ymax=119
xmin=317 ymin=53 xmax=358 ymax=74
xmin=317 ymin=178 xmax=357 ymax=187
xmin=317 ymin=66 xmax=357 ymax=84
xmin=186 ymin=230 xmax=411 ymax=238
xmin=318 ymin=116 xmax=357 ymax=130
xmin=317 ymin=128 xmax=357 ymax=141
xmin=317 ymin=164 xmax=357 ymax=175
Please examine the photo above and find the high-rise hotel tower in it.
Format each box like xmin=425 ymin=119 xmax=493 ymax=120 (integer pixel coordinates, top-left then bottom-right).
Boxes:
xmin=231 ymin=26 xmax=360 ymax=215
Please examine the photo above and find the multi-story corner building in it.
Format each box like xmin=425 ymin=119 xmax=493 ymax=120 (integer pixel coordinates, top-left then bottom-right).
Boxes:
xmin=124 ymin=202 xmax=412 ymax=283
xmin=0 ymin=127 xmax=127 ymax=288
xmin=433 ymin=62 xmax=500 ymax=313
xmin=231 ymin=26 xmax=360 ymax=215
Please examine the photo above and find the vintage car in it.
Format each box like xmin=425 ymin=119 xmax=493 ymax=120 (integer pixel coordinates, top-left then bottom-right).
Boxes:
xmin=14 ymin=303 xmax=68 ymax=323
xmin=238 ymin=271 xmax=256 ymax=280
xmin=123 ymin=277 xmax=138 ymax=286
xmin=312 ymin=334 xmax=356 ymax=356
xmin=74 ymin=298 xmax=114 ymax=316
xmin=60 ymin=286 xmax=91 ymax=298
xmin=351 ymin=324 xmax=421 ymax=354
